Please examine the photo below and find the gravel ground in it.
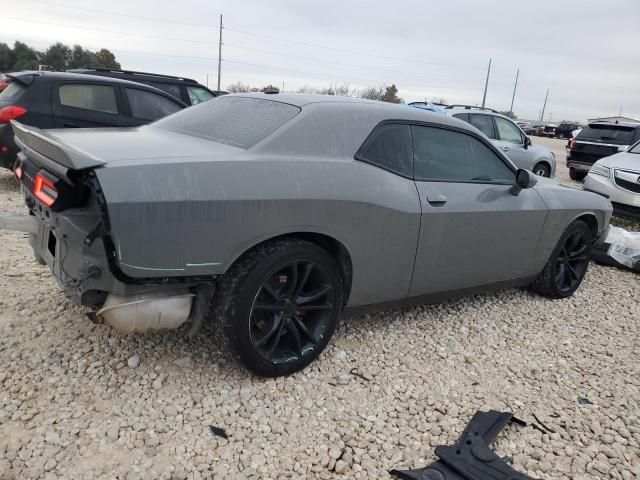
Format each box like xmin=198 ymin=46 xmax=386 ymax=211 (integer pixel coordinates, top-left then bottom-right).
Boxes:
xmin=0 ymin=138 xmax=638 ymax=479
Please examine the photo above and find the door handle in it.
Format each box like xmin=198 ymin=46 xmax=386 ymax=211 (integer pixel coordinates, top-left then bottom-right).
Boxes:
xmin=426 ymin=193 xmax=447 ymax=206
xmin=63 ymin=122 xmax=78 ymax=128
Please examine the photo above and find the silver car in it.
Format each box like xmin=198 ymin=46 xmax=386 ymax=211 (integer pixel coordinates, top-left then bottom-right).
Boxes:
xmin=443 ymin=106 xmax=557 ymax=177
xmin=584 ymin=141 xmax=640 ymax=218
xmin=4 ymin=94 xmax=611 ymax=376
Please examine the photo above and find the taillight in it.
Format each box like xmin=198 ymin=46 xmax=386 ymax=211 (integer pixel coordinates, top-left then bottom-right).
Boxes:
xmin=34 ymin=173 xmax=58 ymax=207
xmin=0 ymin=105 xmax=28 ymax=124
xmin=569 ymin=139 xmax=577 ymax=149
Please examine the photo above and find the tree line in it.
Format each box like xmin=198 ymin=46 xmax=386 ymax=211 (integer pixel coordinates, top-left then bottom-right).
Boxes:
xmin=0 ymin=41 xmax=121 ymax=73
xmin=227 ymin=81 xmax=404 ymax=103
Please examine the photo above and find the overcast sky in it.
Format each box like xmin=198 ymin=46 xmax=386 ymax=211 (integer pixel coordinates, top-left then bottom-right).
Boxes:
xmin=2 ymin=0 xmax=639 ymax=122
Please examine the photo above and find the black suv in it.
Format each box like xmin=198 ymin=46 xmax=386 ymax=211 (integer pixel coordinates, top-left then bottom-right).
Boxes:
xmin=555 ymin=122 xmax=582 ymax=139
xmin=69 ymin=68 xmax=223 ymax=106
xmin=566 ymin=121 xmax=640 ymax=180
xmin=0 ymin=71 xmax=186 ymax=170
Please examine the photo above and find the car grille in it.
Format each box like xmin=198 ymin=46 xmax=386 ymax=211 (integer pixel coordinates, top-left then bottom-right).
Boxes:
xmin=614 ymin=175 xmax=640 ymax=193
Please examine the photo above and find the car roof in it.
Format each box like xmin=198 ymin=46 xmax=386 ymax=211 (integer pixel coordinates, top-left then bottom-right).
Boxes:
xmin=67 ymin=68 xmax=200 ymax=85
xmin=442 ymin=107 xmax=516 ymax=123
xmin=7 ymin=71 xmax=188 ymax=105
xmin=587 ymin=121 xmax=640 ymax=128
xmin=229 ymin=92 xmax=470 ymax=128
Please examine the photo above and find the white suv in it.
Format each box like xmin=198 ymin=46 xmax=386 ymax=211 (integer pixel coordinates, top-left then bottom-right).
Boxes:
xmin=443 ymin=106 xmax=556 ymax=177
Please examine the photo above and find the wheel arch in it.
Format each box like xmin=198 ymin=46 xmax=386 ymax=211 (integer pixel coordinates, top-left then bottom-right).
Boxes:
xmin=573 ymin=213 xmax=600 ymax=241
xmin=225 ymin=231 xmax=354 ymax=305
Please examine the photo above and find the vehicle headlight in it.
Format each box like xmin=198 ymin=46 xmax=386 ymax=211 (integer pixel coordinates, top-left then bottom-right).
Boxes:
xmin=590 ymin=164 xmax=610 ymax=177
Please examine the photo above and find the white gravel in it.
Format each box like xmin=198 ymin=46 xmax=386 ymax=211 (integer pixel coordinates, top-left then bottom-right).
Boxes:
xmin=0 ymin=138 xmax=639 ymax=479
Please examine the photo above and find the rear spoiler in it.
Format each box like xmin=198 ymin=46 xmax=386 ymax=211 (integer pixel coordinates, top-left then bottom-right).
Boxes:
xmin=11 ymin=121 xmax=106 ymax=171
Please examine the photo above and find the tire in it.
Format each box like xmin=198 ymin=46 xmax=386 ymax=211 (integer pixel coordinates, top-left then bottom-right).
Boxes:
xmin=533 ymin=162 xmax=551 ymax=177
xmin=210 ymin=238 xmax=344 ymax=377
xmin=532 ymin=220 xmax=593 ymax=299
xmin=569 ymin=168 xmax=587 ymax=181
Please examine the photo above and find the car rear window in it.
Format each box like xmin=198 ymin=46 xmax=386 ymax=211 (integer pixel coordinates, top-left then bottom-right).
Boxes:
xmin=0 ymin=81 xmax=26 ymax=101
xmin=153 ymin=96 xmax=301 ymax=149
xmin=578 ymin=124 xmax=638 ymax=144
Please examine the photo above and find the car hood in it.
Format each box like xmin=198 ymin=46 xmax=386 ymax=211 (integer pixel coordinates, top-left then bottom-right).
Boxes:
xmin=597 ymin=151 xmax=640 ymax=171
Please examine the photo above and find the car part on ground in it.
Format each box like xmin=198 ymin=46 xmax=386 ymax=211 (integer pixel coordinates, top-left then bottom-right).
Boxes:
xmin=582 ymin=144 xmax=640 ymax=218
xmin=566 ymin=121 xmax=640 ymax=180
xmin=443 ymin=107 xmax=557 ymax=177
xmin=390 ymin=410 xmax=532 ymax=480
xmin=0 ymin=70 xmax=186 ymax=170
xmin=592 ymin=225 xmax=640 ymax=272
xmin=2 ymin=93 xmax=612 ymax=375
xmin=68 ymin=67 xmax=223 ymax=106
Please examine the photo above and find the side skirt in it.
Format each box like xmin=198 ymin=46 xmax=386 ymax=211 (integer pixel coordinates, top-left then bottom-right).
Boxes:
xmin=343 ymin=277 xmax=536 ymax=317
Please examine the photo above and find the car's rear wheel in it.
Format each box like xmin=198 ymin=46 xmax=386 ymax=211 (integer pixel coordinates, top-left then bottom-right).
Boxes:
xmin=569 ymin=168 xmax=587 ymax=181
xmin=532 ymin=220 xmax=592 ymax=298
xmin=533 ymin=162 xmax=551 ymax=177
xmin=211 ymin=238 xmax=344 ymax=377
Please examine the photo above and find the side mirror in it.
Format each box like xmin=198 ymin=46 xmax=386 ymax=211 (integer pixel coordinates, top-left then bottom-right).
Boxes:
xmin=523 ymin=136 xmax=532 ymax=149
xmin=510 ymin=168 xmax=538 ymax=196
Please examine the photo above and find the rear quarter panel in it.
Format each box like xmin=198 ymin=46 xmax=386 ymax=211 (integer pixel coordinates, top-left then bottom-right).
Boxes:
xmin=95 ymin=156 xmax=422 ymax=306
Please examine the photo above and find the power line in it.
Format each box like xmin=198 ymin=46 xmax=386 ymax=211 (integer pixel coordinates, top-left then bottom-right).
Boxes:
xmin=3 ymin=16 xmax=218 ymax=45
xmin=225 ymin=27 xmax=483 ymax=71
xmin=18 ymin=0 xmax=217 ymax=29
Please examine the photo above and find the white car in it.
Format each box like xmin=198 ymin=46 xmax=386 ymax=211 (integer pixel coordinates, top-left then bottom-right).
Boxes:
xmin=584 ymin=141 xmax=640 ymax=218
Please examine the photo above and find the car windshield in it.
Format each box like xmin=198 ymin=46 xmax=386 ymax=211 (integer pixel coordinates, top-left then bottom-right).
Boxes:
xmin=153 ymin=96 xmax=301 ymax=149
xmin=578 ymin=124 xmax=637 ymax=143
xmin=628 ymin=142 xmax=640 ymax=154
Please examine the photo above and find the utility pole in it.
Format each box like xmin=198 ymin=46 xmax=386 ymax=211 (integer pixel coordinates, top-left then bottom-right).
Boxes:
xmin=217 ymin=14 xmax=223 ymax=91
xmin=509 ymin=68 xmax=519 ymax=114
xmin=481 ymin=58 xmax=491 ymax=108
xmin=540 ymin=89 xmax=549 ymax=122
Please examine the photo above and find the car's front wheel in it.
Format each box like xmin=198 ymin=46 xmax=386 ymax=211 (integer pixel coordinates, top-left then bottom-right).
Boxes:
xmin=533 ymin=162 xmax=551 ymax=177
xmin=211 ymin=238 xmax=344 ymax=377
xmin=532 ymin=220 xmax=592 ymax=298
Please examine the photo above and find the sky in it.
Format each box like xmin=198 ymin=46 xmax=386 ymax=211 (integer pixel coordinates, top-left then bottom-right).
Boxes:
xmin=1 ymin=0 xmax=639 ymax=123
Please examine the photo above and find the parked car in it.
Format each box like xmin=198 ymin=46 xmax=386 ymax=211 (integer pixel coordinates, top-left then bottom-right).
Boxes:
xmin=566 ymin=121 xmax=640 ymax=181
xmin=3 ymin=93 xmax=611 ymax=376
xmin=407 ymin=101 xmax=445 ymax=114
xmin=68 ymin=68 xmax=223 ymax=106
xmin=555 ymin=122 xmax=582 ymax=139
xmin=583 ymin=140 xmax=640 ymax=218
xmin=517 ymin=122 xmax=543 ymax=136
xmin=0 ymin=71 xmax=186 ymax=170
xmin=443 ymin=106 xmax=556 ymax=177
xmin=538 ymin=123 xmax=559 ymax=137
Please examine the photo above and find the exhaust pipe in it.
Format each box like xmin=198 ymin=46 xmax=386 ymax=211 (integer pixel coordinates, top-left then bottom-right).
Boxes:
xmin=95 ymin=290 xmax=195 ymax=333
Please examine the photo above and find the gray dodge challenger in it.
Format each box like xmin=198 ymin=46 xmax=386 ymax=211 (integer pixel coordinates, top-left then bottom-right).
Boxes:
xmin=4 ymin=93 xmax=612 ymax=376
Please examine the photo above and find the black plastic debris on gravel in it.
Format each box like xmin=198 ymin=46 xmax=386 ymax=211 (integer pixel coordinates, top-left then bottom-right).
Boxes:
xmin=210 ymin=426 xmax=229 ymax=439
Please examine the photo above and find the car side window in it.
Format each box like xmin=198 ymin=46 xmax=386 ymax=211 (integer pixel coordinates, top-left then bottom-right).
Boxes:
xmin=469 ymin=114 xmax=496 ymax=139
xmin=452 ymin=112 xmax=469 ymax=122
xmin=495 ymin=117 xmax=524 ymax=144
xmin=356 ymin=124 xmax=413 ymax=177
xmin=412 ymin=125 xmax=513 ymax=183
xmin=187 ymin=86 xmax=215 ymax=105
xmin=125 ymin=88 xmax=182 ymax=121
xmin=59 ymin=84 xmax=118 ymax=114
xmin=148 ymin=82 xmax=182 ymax=100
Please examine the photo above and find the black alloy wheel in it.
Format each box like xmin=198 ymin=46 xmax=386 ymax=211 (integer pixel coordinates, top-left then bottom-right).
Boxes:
xmin=249 ymin=260 xmax=336 ymax=365
xmin=532 ymin=220 xmax=593 ymax=298
xmin=553 ymin=229 xmax=590 ymax=293
xmin=211 ymin=238 xmax=344 ymax=377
